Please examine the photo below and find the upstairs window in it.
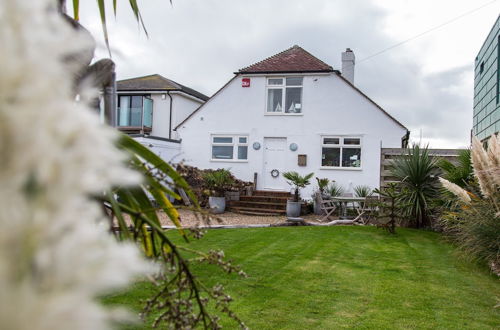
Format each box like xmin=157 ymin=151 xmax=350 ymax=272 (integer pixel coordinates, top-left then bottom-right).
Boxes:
xmin=211 ymin=135 xmax=248 ymax=161
xmin=266 ymin=77 xmax=303 ymax=114
xmin=321 ymin=136 xmax=362 ymax=168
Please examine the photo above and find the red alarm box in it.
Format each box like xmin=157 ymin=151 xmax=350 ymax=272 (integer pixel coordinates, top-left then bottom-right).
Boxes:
xmin=242 ymin=78 xmax=250 ymax=87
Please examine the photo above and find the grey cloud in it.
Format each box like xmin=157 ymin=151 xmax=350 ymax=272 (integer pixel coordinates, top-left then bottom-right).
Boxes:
xmin=80 ymin=0 xmax=476 ymax=147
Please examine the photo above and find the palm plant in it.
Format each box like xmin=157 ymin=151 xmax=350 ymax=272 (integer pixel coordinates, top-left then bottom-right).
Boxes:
xmin=283 ymin=171 xmax=314 ymax=202
xmin=62 ymin=0 xmax=165 ymax=55
xmin=438 ymin=149 xmax=473 ymax=188
xmin=316 ymin=177 xmax=330 ymax=194
xmin=390 ymin=144 xmax=439 ymax=228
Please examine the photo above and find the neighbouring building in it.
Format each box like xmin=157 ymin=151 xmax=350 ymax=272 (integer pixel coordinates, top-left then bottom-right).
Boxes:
xmin=473 ymin=15 xmax=500 ymax=141
xmin=175 ymin=45 xmax=409 ymax=197
xmin=115 ymin=74 xmax=209 ymax=162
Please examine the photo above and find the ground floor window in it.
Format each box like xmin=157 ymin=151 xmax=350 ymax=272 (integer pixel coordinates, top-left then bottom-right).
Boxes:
xmin=211 ymin=135 xmax=248 ymax=161
xmin=321 ymin=136 xmax=361 ymax=168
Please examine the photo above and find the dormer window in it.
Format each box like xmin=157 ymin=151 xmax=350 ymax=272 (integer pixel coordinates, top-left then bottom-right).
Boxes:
xmin=266 ymin=77 xmax=303 ymax=114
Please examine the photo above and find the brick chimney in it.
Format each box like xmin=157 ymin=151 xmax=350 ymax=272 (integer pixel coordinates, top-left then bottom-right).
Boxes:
xmin=341 ymin=48 xmax=355 ymax=84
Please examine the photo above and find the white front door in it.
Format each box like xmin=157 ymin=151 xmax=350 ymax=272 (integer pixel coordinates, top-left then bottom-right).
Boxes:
xmin=263 ymin=137 xmax=287 ymax=190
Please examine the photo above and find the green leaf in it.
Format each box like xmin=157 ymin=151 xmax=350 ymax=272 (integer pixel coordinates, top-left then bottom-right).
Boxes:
xmin=106 ymin=190 xmax=131 ymax=240
xmin=96 ymin=0 xmax=112 ymax=57
xmin=72 ymin=0 xmax=79 ymax=21
xmin=117 ymin=134 xmax=198 ymax=207
xmin=129 ymin=0 xmax=149 ymax=37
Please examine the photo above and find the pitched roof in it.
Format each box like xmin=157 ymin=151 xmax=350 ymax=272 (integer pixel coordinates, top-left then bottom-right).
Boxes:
xmin=117 ymin=74 xmax=209 ymax=101
xmin=238 ymin=45 xmax=334 ymax=74
xmin=334 ymin=72 xmax=408 ymax=131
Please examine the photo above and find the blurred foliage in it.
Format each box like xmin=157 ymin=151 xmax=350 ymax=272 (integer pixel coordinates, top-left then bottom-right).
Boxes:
xmin=103 ymin=135 xmax=247 ymax=329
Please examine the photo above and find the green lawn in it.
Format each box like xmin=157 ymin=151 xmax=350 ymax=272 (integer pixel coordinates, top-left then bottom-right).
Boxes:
xmin=104 ymin=226 xmax=500 ymax=329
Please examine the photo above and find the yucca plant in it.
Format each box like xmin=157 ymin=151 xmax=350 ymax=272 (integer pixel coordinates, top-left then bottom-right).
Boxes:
xmin=327 ymin=182 xmax=345 ymax=197
xmin=390 ymin=144 xmax=440 ymax=228
xmin=283 ymin=171 xmax=314 ymax=202
xmin=354 ymin=185 xmax=373 ymax=197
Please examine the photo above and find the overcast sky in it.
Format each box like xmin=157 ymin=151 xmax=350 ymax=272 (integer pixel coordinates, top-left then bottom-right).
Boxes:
xmin=77 ymin=0 xmax=500 ymax=148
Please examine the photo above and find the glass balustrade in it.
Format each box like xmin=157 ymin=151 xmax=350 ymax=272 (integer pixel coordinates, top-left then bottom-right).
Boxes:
xmin=117 ymin=96 xmax=153 ymax=128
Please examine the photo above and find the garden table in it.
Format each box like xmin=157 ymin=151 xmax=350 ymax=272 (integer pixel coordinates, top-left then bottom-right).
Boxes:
xmin=331 ymin=196 xmax=367 ymax=223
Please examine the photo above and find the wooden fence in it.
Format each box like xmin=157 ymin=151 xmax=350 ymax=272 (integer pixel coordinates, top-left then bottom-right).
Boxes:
xmin=380 ymin=148 xmax=464 ymax=189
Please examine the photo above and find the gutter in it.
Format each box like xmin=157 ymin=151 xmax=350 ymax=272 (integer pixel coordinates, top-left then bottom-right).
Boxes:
xmin=167 ymin=91 xmax=173 ymax=139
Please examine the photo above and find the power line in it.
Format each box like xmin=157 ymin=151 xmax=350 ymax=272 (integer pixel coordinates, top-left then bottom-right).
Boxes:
xmin=355 ymin=0 xmax=499 ymax=65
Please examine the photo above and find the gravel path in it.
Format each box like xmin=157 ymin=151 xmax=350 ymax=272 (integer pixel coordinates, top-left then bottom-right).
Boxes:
xmin=158 ymin=209 xmax=327 ymax=227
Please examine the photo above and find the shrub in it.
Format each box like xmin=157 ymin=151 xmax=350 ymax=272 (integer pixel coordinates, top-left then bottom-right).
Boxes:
xmin=176 ymin=164 xmax=252 ymax=205
xmin=202 ymin=169 xmax=235 ymax=197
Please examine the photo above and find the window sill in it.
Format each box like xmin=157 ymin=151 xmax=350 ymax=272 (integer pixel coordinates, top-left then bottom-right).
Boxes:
xmin=210 ymin=159 xmax=249 ymax=163
xmin=320 ymin=166 xmax=363 ymax=171
xmin=264 ymin=113 xmax=303 ymax=116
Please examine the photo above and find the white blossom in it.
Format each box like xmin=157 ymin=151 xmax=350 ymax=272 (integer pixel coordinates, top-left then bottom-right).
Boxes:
xmin=0 ymin=1 xmax=154 ymax=329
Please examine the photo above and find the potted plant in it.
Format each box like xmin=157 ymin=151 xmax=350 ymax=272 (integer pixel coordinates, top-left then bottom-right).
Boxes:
xmin=203 ymin=169 xmax=234 ymax=214
xmin=283 ymin=171 xmax=314 ymax=217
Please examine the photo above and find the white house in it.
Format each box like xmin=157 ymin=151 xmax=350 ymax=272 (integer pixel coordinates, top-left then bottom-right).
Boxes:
xmin=175 ymin=45 xmax=409 ymax=197
xmin=115 ymin=74 xmax=209 ymax=162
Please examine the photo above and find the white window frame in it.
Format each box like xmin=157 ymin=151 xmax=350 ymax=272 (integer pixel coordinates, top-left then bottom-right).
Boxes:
xmin=210 ymin=135 xmax=249 ymax=162
xmin=265 ymin=77 xmax=303 ymax=115
xmin=320 ymin=136 xmax=362 ymax=170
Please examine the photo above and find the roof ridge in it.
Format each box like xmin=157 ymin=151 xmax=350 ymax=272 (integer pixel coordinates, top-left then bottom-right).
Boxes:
xmin=238 ymin=44 xmax=334 ymax=73
xmin=117 ymin=73 xmax=160 ymax=82
xmin=239 ymin=45 xmax=298 ymax=72
xmin=156 ymin=75 xmax=182 ymax=89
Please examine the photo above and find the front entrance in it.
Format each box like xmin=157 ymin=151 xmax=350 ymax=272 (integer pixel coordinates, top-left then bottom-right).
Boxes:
xmin=262 ymin=137 xmax=287 ymax=190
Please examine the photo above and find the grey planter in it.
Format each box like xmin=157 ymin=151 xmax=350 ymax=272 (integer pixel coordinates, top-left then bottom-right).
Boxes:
xmin=286 ymin=200 xmax=302 ymax=218
xmin=209 ymin=196 xmax=226 ymax=214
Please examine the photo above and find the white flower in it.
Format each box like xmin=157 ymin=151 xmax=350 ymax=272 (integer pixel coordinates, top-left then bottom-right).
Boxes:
xmin=0 ymin=1 xmax=154 ymax=329
xmin=438 ymin=177 xmax=471 ymax=204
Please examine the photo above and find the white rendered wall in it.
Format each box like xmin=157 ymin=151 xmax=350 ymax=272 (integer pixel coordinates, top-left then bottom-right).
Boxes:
xmin=133 ymin=136 xmax=182 ymax=164
xmin=176 ymin=74 xmax=407 ymax=198
xmin=171 ymin=93 xmax=204 ymax=140
xmin=149 ymin=94 xmax=171 ymax=139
